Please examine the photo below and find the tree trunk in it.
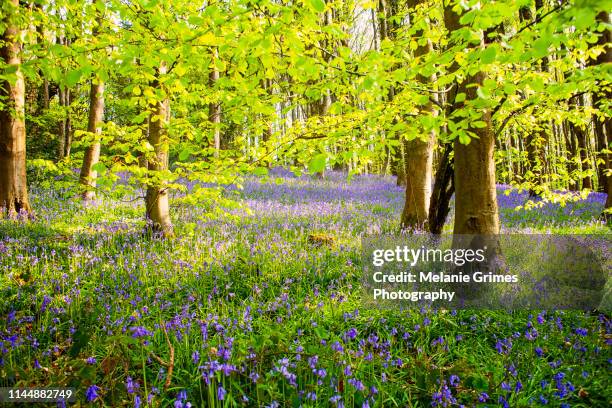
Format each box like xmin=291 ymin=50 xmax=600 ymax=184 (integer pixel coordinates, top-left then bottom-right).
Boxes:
xmin=209 ymin=48 xmax=221 ymax=157
xmin=58 ymin=84 xmax=66 ymax=160
xmin=64 ymin=88 xmax=75 ymax=157
xmin=145 ymin=62 xmax=173 ymax=236
xmin=604 ymin=165 xmax=612 ymax=223
xmin=568 ymin=94 xmax=592 ymax=189
xmin=444 ymin=5 xmax=500 ymax=235
xmin=400 ymin=0 xmax=434 ymax=230
xmin=262 ymin=77 xmax=273 ymax=144
xmin=79 ymin=80 xmax=104 ymax=201
xmin=519 ymin=4 xmax=543 ymax=197
xmin=401 ymin=136 xmax=434 ymax=229
xmin=428 ymin=143 xmax=454 ymax=234
xmin=378 ymin=0 xmax=404 ymax=184
xmin=564 ymin=120 xmax=580 ymax=191
xmin=0 ymin=0 xmax=32 ymax=218
xmin=591 ymin=11 xmax=611 ymax=193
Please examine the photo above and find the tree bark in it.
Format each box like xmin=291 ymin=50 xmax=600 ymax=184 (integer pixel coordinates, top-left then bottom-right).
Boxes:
xmin=209 ymin=48 xmax=221 ymax=157
xmin=519 ymin=4 xmax=543 ymax=197
xmin=604 ymin=168 xmax=612 ymax=223
xmin=400 ymin=0 xmax=434 ymax=230
xmin=64 ymin=88 xmax=75 ymax=157
xmin=444 ymin=5 xmax=500 ymax=235
xmin=563 ymin=120 xmax=579 ymax=191
xmin=0 ymin=0 xmax=32 ymax=218
xmin=79 ymin=5 xmax=104 ymax=201
xmin=262 ymin=77 xmax=273 ymax=143
xmin=145 ymin=62 xmax=173 ymax=236
xmin=58 ymin=83 xmax=66 ymax=160
xmin=428 ymin=143 xmax=454 ymax=234
xmin=590 ymin=11 xmax=611 ymax=193
xmin=79 ymin=80 xmax=104 ymax=201
xmin=568 ymin=94 xmax=592 ymax=189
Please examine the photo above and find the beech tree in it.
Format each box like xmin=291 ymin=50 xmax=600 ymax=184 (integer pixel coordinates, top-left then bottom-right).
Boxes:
xmin=145 ymin=62 xmax=173 ymax=236
xmin=4 ymin=0 xmax=610 ymax=232
xmin=400 ymin=0 xmax=435 ymax=231
xmin=0 ymin=0 xmax=32 ymax=218
xmin=443 ymin=2 xmax=499 ymax=235
xmin=79 ymin=78 xmax=104 ymax=201
xmin=79 ymin=3 xmax=105 ymax=201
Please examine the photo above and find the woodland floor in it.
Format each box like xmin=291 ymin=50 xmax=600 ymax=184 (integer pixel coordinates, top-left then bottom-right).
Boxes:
xmin=0 ymin=170 xmax=610 ymax=407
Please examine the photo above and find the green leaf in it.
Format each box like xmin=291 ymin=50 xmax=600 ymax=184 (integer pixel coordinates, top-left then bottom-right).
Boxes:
xmin=480 ymin=45 xmax=497 ymax=64
xmin=308 ymin=0 xmax=326 ymax=13
xmin=308 ymin=153 xmax=327 ymax=174
xmin=66 ymin=69 xmax=82 ymax=87
xmin=458 ymin=132 xmax=471 ymax=145
xmin=253 ymin=166 xmax=268 ymax=176
xmin=92 ymin=162 xmax=107 ymax=173
xmin=179 ymin=148 xmax=191 ymax=161
xmin=455 ymin=93 xmax=466 ymax=103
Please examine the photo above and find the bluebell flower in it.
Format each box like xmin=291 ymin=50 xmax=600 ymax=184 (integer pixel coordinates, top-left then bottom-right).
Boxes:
xmin=86 ymin=385 xmax=100 ymax=402
xmin=217 ymin=385 xmax=226 ymax=401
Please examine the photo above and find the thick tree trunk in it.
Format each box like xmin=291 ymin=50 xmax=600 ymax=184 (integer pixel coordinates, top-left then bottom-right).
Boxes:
xmin=79 ymin=80 xmax=104 ymax=201
xmin=443 ymin=5 xmax=504 ymax=306
xmin=452 ymin=94 xmax=499 ymax=234
xmin=400 ymin=0 xmax=434 ymax=230
xmin=0 ymin=0 xmax=32 ymax=218
xmin=444 ymin=6 xmax=500 ymax=235
xmin=401 ymin=136 xmax=434 ymax=229
xmin=145 ymin=62 xmax=173 ymax=236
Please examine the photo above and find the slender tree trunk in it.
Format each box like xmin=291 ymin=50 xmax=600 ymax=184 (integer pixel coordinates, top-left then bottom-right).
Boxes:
xmin=428 ymin=143 xmax=454 ymax=234
xmin=444 ymin=5 xmax=500 ymax=235
xmin=64 ymin=88 xmax=74 ymax=157
xmin=58 ymin=84 xmax=66 ymax=160
xmin=35 ymin=2 xmax=49 ymax=111
xmin=604 ymin=165 xmax=612 ymax=222
xmin=209 ymin=48 xmax=221 ymax=157
xmin=56 ymin=36 xmax=74 ymax=160
xmin=568 ymin=94 xmax=592 ymax=189
xmin=145 ymin=62 xmax=173 ymax=236
xmin=0 ymin=0 xmax=32 ymax=218
xmin=595 ymin=113 xmax=608 ymax=193
xmin=262 ymin=77 xmax=273 ymax=143
xmin=42 ymin=79 xmax=49 ymax=110
xmin=400 ymin=0 xmax=434 ymax=230
xmin=377 ymin=0 xmax=405 ymax=184
xmin=79 ymin=80 xmax=104 ymax=201
xmin=564 ymin=120 xmax=580 ymax=191
xmin=519 ymin=4 xmax=543 ymax=197
xmin=591 ymin=11 xmax=611 ymax=193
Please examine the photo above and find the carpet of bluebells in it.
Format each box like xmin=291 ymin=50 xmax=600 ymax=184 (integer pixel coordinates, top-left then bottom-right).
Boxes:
xmin=0 ymin=170 xmax=610 ymax=407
